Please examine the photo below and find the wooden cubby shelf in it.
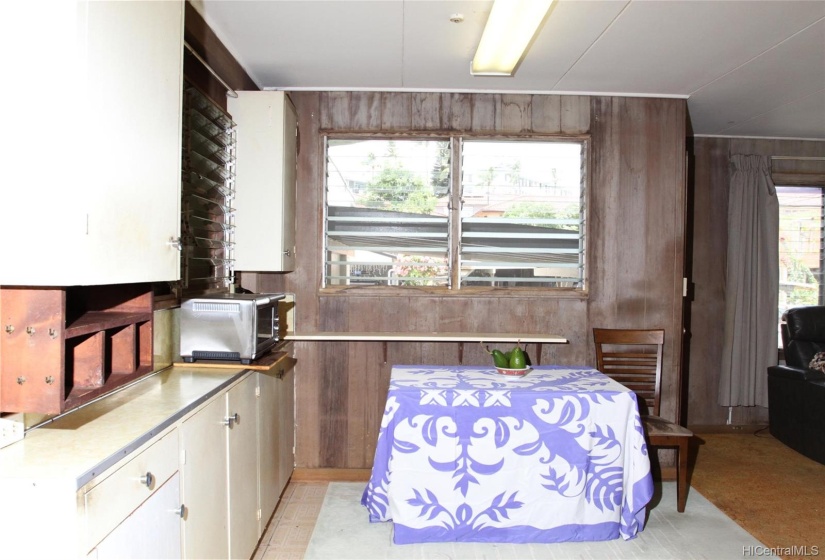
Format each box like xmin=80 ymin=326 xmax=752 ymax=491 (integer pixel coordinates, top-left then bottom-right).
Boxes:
xmin=0 ymin=284 xmax=154 ymax=415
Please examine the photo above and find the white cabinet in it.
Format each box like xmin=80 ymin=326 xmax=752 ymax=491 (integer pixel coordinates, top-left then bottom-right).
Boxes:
xmin=0 ymin=358 xmax=296 ymax=560
xmin=83 ymin=429 xmax=180 ymax=553
xmin=229 ymin=91 xmax=298 ymax=272
xmin=228 ymin=374 xmax=260 ymax=560
xmin=180 ymin=391 xmax=229 ymax=559
xmin=277 ymin=361 xmax=296 ymax=494
xmin=4 ymin=0 xmax=184 ymax=286
xmin=258 ymin=355 xmax=297 ymax=527
xmin=92 ymin=474 xmax=182 ymax=560
xmin=180 ymin=372 xmax=268 ymax=560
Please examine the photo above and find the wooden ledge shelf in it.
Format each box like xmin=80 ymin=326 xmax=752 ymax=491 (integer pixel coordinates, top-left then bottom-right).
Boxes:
xmin=283 ymin=332 xmax=567 ymax=364
xmin=65 ymin=311 xmax=154 ymax=339
xmin=0 ymin=284 xmax=154 ymax=415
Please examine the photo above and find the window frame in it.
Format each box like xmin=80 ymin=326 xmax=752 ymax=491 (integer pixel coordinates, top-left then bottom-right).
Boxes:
xmin=777 ymin=183 xmax=825 ymax=349
xmin=321 ymin=132 xmax=591 ymax=298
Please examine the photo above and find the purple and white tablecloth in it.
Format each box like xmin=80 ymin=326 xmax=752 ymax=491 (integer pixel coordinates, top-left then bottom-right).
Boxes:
xmin=361 ymin=365 xmax=654 ymax=544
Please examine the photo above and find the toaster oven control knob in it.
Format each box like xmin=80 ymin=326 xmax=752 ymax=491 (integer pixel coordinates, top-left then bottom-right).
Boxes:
xmin=223 ymin=413 xmax=239 ymax=427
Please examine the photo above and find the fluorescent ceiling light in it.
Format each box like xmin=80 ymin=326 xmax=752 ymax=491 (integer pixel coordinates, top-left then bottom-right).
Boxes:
xmin=471 ymin=0 xmax=556 ymax=76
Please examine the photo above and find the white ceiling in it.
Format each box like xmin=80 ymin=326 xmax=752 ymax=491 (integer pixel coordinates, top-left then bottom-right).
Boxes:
xmin=194 ymin=0 xmax=825 ymax=140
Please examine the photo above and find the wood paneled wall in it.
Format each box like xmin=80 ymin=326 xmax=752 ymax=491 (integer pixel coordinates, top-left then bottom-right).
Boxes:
xmin=687 ymin=137 xmax=825 ymax=427
xmin=183 ymin=1 xmax=258 ymax=110
xmin=253 ymin=92 xmax=687 ymax=468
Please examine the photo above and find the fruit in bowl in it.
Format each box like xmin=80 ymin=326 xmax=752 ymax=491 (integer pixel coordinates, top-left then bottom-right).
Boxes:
xmin=483 ymin=342 xmax=530 ymax=375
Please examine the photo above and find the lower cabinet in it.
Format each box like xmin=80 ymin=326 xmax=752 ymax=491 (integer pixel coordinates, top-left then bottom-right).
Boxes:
xmin=228 ymin=373 xmax=260 ymax=560
xmin=180 ymin=390 xmax=230 ymax=558
xmin=0 ymin=357 xmax=296 ymax=560
xmin=92 ymin=473 xmax=182 ymax=559
xmin=277 ymin=360 xmax=296 ymax=497
xmin=181 ymin=362 xmax=296 ymax=560
xmin=258 ymin=355 xmax=297 ymax=527
xmin=84 ymin=429 xmax=180 ymax=554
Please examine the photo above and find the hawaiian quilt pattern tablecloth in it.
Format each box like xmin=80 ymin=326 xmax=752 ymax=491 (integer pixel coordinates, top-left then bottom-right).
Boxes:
xmin=361 ymin=365 xmax=654 ymax=544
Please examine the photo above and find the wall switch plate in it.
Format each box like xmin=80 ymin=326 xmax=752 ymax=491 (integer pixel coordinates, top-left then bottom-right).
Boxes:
xmin=0 ymin=413 xmax=25 ymax=448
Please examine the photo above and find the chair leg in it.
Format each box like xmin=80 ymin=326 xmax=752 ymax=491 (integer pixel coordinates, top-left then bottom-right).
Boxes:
xmin=677 ymin=439 xmax=689 ymax=512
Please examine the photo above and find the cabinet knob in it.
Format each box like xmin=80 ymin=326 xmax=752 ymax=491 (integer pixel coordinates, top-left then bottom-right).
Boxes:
xmin=141 ymin=471 xmax=154 ymax=488
xmin=178 ymin=504 xmax=186 ymax=519
xmin=223 ymin=413 xmax=239 ymax=427
xmin=283 ymin=249 xmax=292 ymax=257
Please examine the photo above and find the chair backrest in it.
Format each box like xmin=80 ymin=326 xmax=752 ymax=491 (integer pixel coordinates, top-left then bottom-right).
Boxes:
xmin=593 ymin=328 xmax=664 ymax=416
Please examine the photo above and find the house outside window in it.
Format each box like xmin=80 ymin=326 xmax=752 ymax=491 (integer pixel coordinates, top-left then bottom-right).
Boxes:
xmin=777 ymin=185 xmax=825 ymax=344
xmin=323 ymin=136 xmax=587 ymax=291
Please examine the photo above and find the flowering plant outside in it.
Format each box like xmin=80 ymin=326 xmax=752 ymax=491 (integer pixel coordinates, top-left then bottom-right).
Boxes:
xmin=392 ymin=254 xmax=448 ymax=286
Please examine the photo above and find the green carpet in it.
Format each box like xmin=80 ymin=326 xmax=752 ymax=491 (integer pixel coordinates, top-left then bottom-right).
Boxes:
xmin=306 ymin=482 xmax=772 ymax=559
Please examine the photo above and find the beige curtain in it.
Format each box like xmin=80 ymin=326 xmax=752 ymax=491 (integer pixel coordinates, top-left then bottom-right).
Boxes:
xmin=718 ymin=155 xmax=778 ymax=407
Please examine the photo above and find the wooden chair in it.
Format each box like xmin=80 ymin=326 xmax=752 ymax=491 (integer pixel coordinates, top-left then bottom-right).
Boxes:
xmin=592 ymin=328 xmax=693 ymax=512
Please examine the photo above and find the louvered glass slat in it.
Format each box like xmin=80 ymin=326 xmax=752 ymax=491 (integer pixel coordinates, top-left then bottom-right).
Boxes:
xmin=323 ymin=136 xmax=586 ymax=289
xmin=324 ymin=137 xmax=451 ymax=287
xmin=180 ymin=83 xmax=237 ymax=293
xmin=459 ymin=139 xmax=585 ymax=289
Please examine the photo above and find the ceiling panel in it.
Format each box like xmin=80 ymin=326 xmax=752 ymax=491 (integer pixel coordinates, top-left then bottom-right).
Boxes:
xmin=717 ymin=90 xmax=825 ymax=139
xmin=491 ymin=0 xmax=631 ymax=92
xmin=554 ymin=0 xmax=825 ymax=95
xmin=201 ymin=0 xmax=406 ymax=89
xmin=398 ymin=1 xmax=492 ymax=90
xmin=687 ymin=19 xmax=825 ymax=135
xmin=194 ymin=0 xmax=825 ymax=139
xmin=399 ymin=1 xmax=631 ymax=91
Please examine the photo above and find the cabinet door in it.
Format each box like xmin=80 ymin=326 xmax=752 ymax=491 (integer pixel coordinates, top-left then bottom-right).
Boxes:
xmin=280 ymin=99 xmax=298 ymax=272
xmin=257 ymin=370 xmax=280 ymax=528
xmin=277 ymin=362 xmax=296 ymax=493
xmin=4 ymin=0 xmax=184 ymax=286
xmin=230 ymin=91 xmax=298 ymax=272
xmin=180 ymin=394 xmax=228 ymax=559
xmin=227 ymin=375 xmax=260 ymax=560
xmin=93 ymin=473 xmax=182 ymax=560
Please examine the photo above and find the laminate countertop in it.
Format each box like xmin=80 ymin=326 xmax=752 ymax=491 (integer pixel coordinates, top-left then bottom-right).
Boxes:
xmin=0 ymin=365 xmax=249 ymax=489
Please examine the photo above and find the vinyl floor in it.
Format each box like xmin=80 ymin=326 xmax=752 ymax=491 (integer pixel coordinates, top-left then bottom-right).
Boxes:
xmin=253 ymin=481 xmax=330 ymax=560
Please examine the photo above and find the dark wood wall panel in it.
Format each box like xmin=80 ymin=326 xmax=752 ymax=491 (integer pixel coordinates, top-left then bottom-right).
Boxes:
xmin=588 ymin=97 xmax=687 ymax=422
xmin=687 ymin=137 xmax=825 ymax=427
xmin=255 ymin=91 xmax=686 ymax=468
xmin=183 ymin=1 xmax=258 ymax=110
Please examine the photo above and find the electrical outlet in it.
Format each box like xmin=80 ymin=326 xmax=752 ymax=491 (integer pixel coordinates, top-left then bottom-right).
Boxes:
xmin=0 ymin=413 xmax=25 ymax=448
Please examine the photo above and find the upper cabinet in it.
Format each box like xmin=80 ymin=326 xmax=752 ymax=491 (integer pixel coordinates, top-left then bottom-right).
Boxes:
xmin=229 ymin=91 xmax=298 ymax=272
xmin=3 ymin=0 xmax=184 ymax=286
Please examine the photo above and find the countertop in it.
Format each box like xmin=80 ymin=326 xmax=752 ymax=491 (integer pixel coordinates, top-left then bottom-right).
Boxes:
xmin=0 ymin=365 xmax=249 ymax=489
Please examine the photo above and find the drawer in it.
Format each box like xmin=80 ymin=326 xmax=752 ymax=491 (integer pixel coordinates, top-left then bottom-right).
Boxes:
xmin=84 ymin=429 xmax=179 ymax=551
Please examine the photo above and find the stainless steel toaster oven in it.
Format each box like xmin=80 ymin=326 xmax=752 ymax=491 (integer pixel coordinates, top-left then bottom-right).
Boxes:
xmin=180 ymin=293 xmax=285 ymax=364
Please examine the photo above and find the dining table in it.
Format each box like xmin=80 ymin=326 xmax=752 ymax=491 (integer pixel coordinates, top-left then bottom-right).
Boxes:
xmin=361 ymin=365 xmax=654 ymax=544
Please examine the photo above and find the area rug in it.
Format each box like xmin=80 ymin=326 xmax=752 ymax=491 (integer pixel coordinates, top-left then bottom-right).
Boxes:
xmin=304 ymin=482 xmax=776 ymax=560
xmin=690 ymin=432 xmax=825 ymax=556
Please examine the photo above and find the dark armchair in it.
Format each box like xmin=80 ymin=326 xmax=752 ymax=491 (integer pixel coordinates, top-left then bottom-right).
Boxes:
xmin=767 ymin=306 xmax=825 ymax=465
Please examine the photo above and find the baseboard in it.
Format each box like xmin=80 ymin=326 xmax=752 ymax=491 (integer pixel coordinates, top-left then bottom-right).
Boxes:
xmin=292 ymin=468 xmax=372 ymax=482
xmin=688 ymin=424 xmax=769 ymax=434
